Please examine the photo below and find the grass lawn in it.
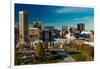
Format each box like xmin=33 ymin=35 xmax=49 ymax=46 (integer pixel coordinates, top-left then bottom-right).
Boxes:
xmin=64 ymin=43 xmax=94 ymax=61
xmin=67 ymin=51 xmax=93 ymax=61
xmin=70 ymin=53 xmax=86 ymax=61
xmin=39 ymin=58 xmax=64 ymax=64
xmin=32 ymin=57 xmax=64 ymax=64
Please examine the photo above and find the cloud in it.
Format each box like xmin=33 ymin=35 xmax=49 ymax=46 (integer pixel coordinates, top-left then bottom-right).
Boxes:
xmin=73 ymin=16 xmax=93 ymax=21
xmin=55 ymin=7 xmax=93 ymax=14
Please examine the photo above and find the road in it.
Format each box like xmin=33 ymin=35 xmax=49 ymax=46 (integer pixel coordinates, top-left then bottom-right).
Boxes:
xmin=48 ymin=48 xmax=75 ymax=62
xmin=60 ymin=55 xmax=75 ymax=62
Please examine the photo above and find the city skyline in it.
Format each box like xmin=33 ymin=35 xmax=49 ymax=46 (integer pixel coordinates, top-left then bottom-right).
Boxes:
xmin=14 ymin=4 xmax=94 ymax=65
xmin=15 ymin=4 xmax=94 ymax=30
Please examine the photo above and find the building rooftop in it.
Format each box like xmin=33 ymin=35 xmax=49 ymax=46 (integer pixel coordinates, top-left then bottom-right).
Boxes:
xmin=29 ymin=28 xmax=38 ymax=30
xmin=19 ymin=11 xmax=27 ymax=14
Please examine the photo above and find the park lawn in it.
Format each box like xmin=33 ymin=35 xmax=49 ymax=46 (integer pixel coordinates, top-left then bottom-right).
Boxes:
xmin=70 ymin=53 xmax=87 ymax=61
xmin=32 ymin=57 xmax=64 ymax=64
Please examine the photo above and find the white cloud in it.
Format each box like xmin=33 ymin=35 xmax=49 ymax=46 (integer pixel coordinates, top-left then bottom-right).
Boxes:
xmin=55 ymin=7 xmax=92 ymax=14
xmin=73 ymin=16 xmax=93 ymax=21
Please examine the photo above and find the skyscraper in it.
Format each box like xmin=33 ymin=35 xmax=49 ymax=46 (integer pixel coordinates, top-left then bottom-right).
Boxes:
xmin=19 ymin=11 xmax=28 ymax=43
xmin=77 ymin=23 xmax=85 ymax=31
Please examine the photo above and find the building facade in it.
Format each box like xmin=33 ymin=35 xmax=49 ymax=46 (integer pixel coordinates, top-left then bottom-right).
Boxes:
xmin=62 ymin=26 xmax=68 ymax=32
xmin=33 ymin=21 xmax=42 ymax=30
xmin=28 ymin=28 xmax=40 ymax=41
xmin=19 ymin=11 xmax=28 ymax=43
xmin=77 ymin=23 xmax=85 ymax=31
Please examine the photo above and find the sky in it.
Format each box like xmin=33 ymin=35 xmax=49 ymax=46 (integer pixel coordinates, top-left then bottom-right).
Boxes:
xmin=15 ymin=3 xmax=94 ymax=30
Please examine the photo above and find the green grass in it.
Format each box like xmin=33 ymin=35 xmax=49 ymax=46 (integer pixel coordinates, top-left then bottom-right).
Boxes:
xmin=38 ymin=58 xmax=64 ymax=64
xmin=65 ymin=43 xmax=94 ymax=61
xmin=70 ymin=53 xmax=86 ymax=61
xmin=31 ymin=57 xmax=64 ymax=64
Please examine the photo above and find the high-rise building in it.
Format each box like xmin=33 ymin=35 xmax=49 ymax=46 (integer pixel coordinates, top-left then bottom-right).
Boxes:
xmin=33 ymin=21 xmax=42 ymax=30
xmin=19 ymin=11 xmax=28 ymax=43
xmin=77 ymin=23 xmax=85 ymax=31
xmin=62 ymin=26 xmax=68 ymax=32
xmin=43 ymin=26 xmax=54 ymax=31
xmin=15 ymin=24 xmax=19 ymax=45
xmin=29 ymin=28 xmax=40 ymax=41
xmin=42 ymin=26 xmax=55 ymax=46
xmin=42 ymin=30 xmax=52 ymax=46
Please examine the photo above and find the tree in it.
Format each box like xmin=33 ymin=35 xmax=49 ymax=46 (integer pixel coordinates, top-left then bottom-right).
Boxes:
xmin=18 ymin=43 xmax=26 ymax=50
xmin=34 ymin=41 xmax=44 ymax=59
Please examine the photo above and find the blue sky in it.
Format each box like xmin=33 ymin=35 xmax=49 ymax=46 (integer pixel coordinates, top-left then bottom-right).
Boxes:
xmin=15 ymin=4 xmax=94 ymax=30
